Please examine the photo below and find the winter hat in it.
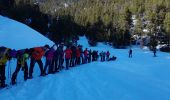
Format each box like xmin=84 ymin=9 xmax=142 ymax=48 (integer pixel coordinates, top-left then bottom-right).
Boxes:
xmin=44 ymin=44 xmax=50 ymax=49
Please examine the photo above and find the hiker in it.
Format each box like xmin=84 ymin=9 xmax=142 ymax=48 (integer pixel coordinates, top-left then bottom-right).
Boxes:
xmin=108 ymin=56 xmax=117 ymax=61
xmin=58 ymin=44 xmax=64 ymax=70
xmin=70 ymin=45 xmax=76 ymax=67
xmin=11 ymin=49 xmax=29 ymax=85
xmin=92 ymin=50 xmax=96 ymax=61
xmin=78 ymin=45 xmax=84 ymax=64
xmin=52 ymin=44 xmax=59 ymax=73
xmin=29 ymin=45 xmax=49 ymax=79
xmin=153 ymin=48 xmax=157 ymax=57
xmin=88 ymin=49 xmax=92 ymax=63
xmin=95 ymin=51 xmax=99 ymax=61
xmin=76 ymin=47 xmax=81 ymax=65
xmin=106 ymin=51 xmax=110 ymax=61
xmin=84 ymin=48 xmax=88 ymax=64
xmin=44 ymin=46 xmax=55 ymax=74
xmin=100 ymin=51 xmax=104 ymax=62
xmin=129 ymin=48 xmax=132 ymax=58
xmin=64 ymin=46 xmax=72 ymax=70
xmin=103 ymin=51 xmax=106 ymax=61
xmin=0 ymin=47 xmax=11 ymax=88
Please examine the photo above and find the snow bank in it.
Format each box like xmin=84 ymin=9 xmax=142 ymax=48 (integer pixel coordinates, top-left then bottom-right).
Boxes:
xmin=0 ymin=15 xmax=54 ymax=50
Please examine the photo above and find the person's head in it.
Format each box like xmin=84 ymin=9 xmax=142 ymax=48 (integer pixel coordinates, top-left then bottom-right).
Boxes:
xmin=6 ymin=48 xmax=11 ymax=56
xmin=44 ymin=44 xmax=50 ymax=49
xmin=24 ymin=48 xmax=29 ymax=54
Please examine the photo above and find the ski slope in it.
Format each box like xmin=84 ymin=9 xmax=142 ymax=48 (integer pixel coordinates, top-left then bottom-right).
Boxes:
xmin=1 ymin=15 xmax=170 ymax=100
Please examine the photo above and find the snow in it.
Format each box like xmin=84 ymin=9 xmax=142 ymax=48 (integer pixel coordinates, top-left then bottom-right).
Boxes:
xmin=0 ymin=15 xmax=54 ymax=50
xmin=1 ymin=16 xmax=170 ymax=100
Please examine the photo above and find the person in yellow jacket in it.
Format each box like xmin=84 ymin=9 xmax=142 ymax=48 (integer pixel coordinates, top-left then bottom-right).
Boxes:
xmin=0 ymin=47 xmax=11 ymax=88
xmin=11 ymin=49 xmax=29 ymax=85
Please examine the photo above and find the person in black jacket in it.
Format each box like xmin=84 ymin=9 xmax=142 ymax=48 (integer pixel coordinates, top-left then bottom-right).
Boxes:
xmin=129 ymin=48 xmax=132 ymax=58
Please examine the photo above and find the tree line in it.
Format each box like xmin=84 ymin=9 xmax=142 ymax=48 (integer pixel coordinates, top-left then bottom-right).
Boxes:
xmin=0 ymin=0 xmax=170 ymax=49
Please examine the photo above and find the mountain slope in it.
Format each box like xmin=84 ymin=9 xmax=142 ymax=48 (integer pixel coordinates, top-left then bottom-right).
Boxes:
xmin=0 ymin=16 xmax=170 ymax=100
xmin=0 ymin=15 xmax=54 ymax=50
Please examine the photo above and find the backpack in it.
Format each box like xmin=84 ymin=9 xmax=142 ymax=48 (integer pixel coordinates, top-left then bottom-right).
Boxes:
xmin=9 ymin=49 xmax=17 ymax=58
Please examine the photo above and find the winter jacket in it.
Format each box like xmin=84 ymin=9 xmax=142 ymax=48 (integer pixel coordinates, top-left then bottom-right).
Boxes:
xmin=9 ymin=49 xmax=17 ymax=58
xmin=32 ymin=47 xmax=44 ymax=60
xmin=71 ymin=46 xmax=76 ymax=58
xmin=76 ymin=49 xmax=80 ymax=58
xmin=84 ymin=50 xmax=88 ymax=57
xmin=45 ymin=49 xmax=55 ymax=60
xmin=18 ymin=53 xmax=29 ymax=67
xmin=106 ymin=52 xmax=110 ymax=56
xmin=58 ymin=46 xmax=64 ymax=58
xmin=0 ymin=48 xmax=10 ymax=66
xmin=65 ymin=49 xmax=72 ymax=59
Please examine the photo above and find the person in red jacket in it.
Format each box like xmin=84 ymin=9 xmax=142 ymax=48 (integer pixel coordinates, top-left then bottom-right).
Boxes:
xmin=29 ymin=45 xmax=49 ymax=79
xmin=76 ymin=47 xmax=80 ymax=65
xmin=64 ymin=46 xmax=72 ymax=70
xmin=84 ymin=48 xmax=88 ymax=64
xmin=44 ymin=46 xmax=55 ymax=74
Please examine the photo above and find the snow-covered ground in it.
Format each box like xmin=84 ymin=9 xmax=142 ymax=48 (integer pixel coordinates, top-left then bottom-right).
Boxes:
xmin=1 ymin=15 xmax=170 ymax=100
xmin=0 ymin=15 xmax=54 ymax=50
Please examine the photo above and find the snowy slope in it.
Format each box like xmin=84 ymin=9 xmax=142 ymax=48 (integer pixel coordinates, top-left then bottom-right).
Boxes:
xmin=1 ymin=17 xmax=170 ymax=100
xmin=0 ymin=15 xmax=54 ymax=50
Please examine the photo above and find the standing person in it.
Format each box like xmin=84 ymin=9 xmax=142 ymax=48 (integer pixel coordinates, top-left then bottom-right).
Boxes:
xmin=153 ymin=48 xmax=157 ymax=57
xmin=44 ymin=46 xmax=55 ymax=74
xmin=52 ymin=44 xmax=59 ymax=73
xmin=92 ymin=50 xmax=95 ymax=61
xmin=94 ymin=51 xmax=99 ymax=61
xmin=11 ymin=49 xmax=29 ymax=85
xmin=88 ymin=49 xmax=92 ymax=63
xmin=58 ymin=44 xmax=64 ymax=70
xmin=70 ymin=45 xmax=76 ymax=67
xmin=106 ymin=51 xmax=110 ymax=61
xmin=100 ymin=51 xmax=103 ymax=62
xmin=0 ymin=47 xmax=11 ymax=88
xmin=64 ymin=46 xmax=72 ymax=70
xmin=76 ymin=47 xmax=81 ymax=65
xmin=103 ymin=52 xmax=106 ymax=61
xmin=79 ymin=45 xmax=84 ymax=64
xmin=84 ymin=48 xmax=88 ymax=64
xmin=29 ymin=45 xmax=49 ymax=79
xmin=129 ymin=48 xmax=132 ymax=58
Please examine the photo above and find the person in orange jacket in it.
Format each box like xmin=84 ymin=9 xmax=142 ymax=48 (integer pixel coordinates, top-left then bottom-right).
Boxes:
xmin=28 ymin=45 xmax=49 ymax=79
xmin=64 ymin=46 xmax=72 ymax=70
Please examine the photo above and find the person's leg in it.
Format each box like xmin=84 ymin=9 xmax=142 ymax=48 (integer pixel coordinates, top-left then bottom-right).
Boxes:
xmin=37 ymin=60 xmax=44 ymax=76
xmin=24 ymin=62 xmax=28 ymax=81
xmin=44 ymin=59 xmax=48 ymax=74
xmin=0 ymin=65 xmax=6 ymax=87
xmin=29 ymin=58 xmax=35 ymax=78
xmin=11 ymin=62 xmax=21 ymax=85
xmin=66 ymin=59 xmax=69 ymax=70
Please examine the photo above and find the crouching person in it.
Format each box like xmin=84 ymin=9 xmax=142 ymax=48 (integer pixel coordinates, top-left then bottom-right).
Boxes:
xmin=108 ymin=56 xmax=117 ymax=61
xmin=44 ymin=46 xmax=55 ymax=74
xmin=29 ymin=45 xmax=49 ymax=79
xmin=0 ymin=47 xmax=11 ymax=88
xmin=11 ymin=49 xmax=29 ymax=85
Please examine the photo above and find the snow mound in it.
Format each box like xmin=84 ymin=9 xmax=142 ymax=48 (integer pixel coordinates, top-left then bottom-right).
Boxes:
xmin=0 ymin=15 xmax=54 ymax=50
